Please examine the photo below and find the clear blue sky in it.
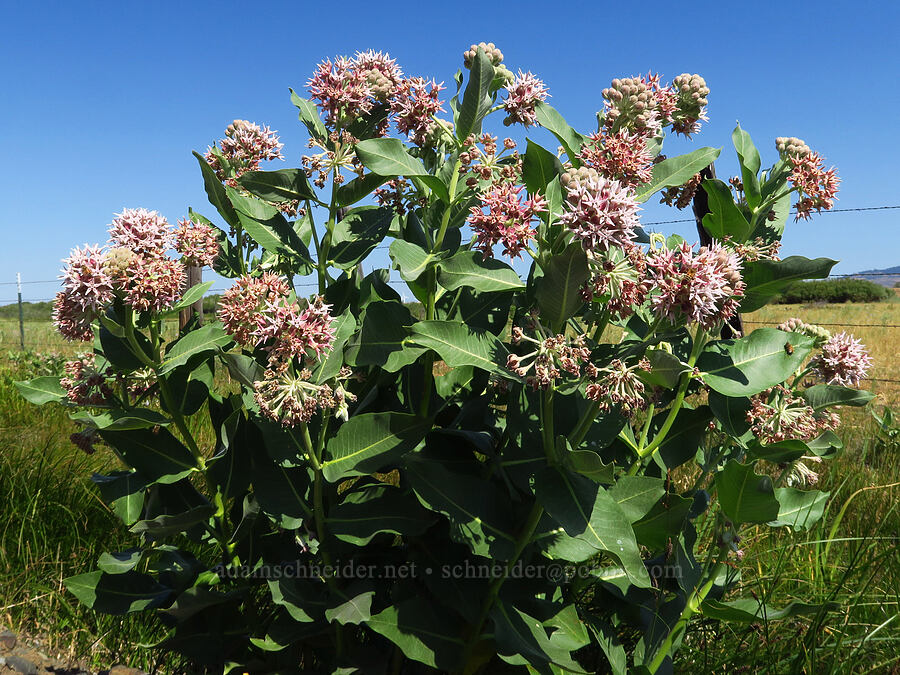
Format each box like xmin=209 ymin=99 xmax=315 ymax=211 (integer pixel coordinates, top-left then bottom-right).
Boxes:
xmin=2 ymin=1 xmax=898 ymax=303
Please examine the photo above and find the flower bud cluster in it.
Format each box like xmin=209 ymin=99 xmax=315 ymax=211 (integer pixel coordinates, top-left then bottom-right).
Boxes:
xmin=775 ymin=136 xmax=811 ymax=158
xmin=205 ymin=120 xmax=284 ymax=185
xmin=748 ymin=385 xmax=839 ymax=444
xmin=810 ymin=331 xmax=872 ymax=387
xmin=559 ymin=175 xmax=641 ymax=252
xmin=646 ymin=241 xmax=744 ymax=329
xmin=502 ymin=71 xmax=549 ymax=127
xmin=670 ymin=74 xmax=710 ymax=136
xmin=660 ymin=172 xmax=702 ymax=210
xmin=777 ymin=317 xmax=831 ymax=345
xmin=463 ymin=42 xmax=504 ymax=68
xmin=601 ymin=73 xmax=709 ymax=138
xmin=467 ymin=182 xmax=546 ymax=259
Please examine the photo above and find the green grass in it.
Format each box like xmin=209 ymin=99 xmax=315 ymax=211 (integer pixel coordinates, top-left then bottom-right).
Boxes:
xmin=0 ymin=307 xmax=898 ymax=672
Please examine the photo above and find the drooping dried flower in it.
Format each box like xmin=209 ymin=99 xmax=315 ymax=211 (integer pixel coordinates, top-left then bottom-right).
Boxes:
xmin=507 ymin=332 xmax=593 ymax=390
xmin=585 ymin=358 xmax=652 ymax=416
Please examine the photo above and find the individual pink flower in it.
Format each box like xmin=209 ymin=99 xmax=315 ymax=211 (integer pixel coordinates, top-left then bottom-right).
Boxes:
xmin=467 ymin=183 xmax=546 ymax=259
xmin=579 ymin=129 xmax=654 ymax=187
xmin=59 ymin=244 xmax=114 ymax=312
xmin=391 ymin=77 xmax=446 ymax=147
xmin=175 ymin=219 xmax=220 ymax=267
xmin=560 ymin=176 xmax=641 ymax=252
xmin=748 ymin=385 xmax=839 ymax=444
xmin=788 ymin=151 xmax=839 ymax=220
xmin=308 ymin=57 xmax=373 ymax=126
xmin=218 ymin=273 xmax=292 ymax=347
xmin=646 ymin=241 xmax=744 ymax=329
xmin=502 ymin=71 xmax=548 ymax=127
xmin=811 ymin=332 xmax=872 ymax=387
xmin=108 ymin=209 xmax=172 ymax=259
xmin=124 ymin=256 xmax=185 ymax=313
xmin=52 ymin=291 xmax=96 ymax=341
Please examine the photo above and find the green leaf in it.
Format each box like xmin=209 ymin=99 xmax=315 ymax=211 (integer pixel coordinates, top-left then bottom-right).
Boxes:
xmin=251 ymin=447 xmax=311 ymax=529
xmin=770 ymin=488 xmax=830 ymax=531
xmin=492 ymin=602 xmax=588 ymax=673
xmin=437 ymin=250 xmax=525 ymax=293
xmin=633 ymin=147 xmax=721 ymax=203
xmin=311 ymin=309 xmax=356 ymax=384
xmin=732 ymin=124 xmax=761 ymax=208
xmin=708 ymin=391 xmax=752 ymax=438
xmin=456 ymin=46 xmax=494 ymax=140
xmin=565 ymin=449 xmax=615 ymax=484
xmin=15 ymin=376 xmax=65 ymax=405
xmin=715 ymin=460 xmax=780 ymax=524
xmin=268 ymin=578 xmax=327 ymax=623
xmin=237 ymin=168 xmax=316 ymax=203
xmin=98 ymin=428 xmax=197 ymax=485
xmin=535 ymin=244 xmax=590 ymax=330
xmin=640 ymin=349 xmax=689 ymax=389
xmin=405 ymin=455 xmax=517 ymax=559
xmin=607 ymin=476 xmax=665 ymax=523
xmin=290 ymin=89 xmax=327 ymax=141
xmin=802 ymin=384 xmax=875 ymax=411
xmin=632 ymin=494 xmax=693 ymax=551
xmin=328 ymin=206 xmax=394 ymax=269
xmin=192 ymin=151 xmax=239 ymax=227
xmin=159 ymin=323 xmax=232 ymax=375
xmin=130 ymin=505 xmax=215 ymax=538
xmin=336 ymin=172 xmax=386 ymax=207
xmin=698 ymin=328 xmax=815 ymax=397
xmin=64 ymin=570 xmax=170 ymax=615
xmin=354 ymin=138 xmax=449 ymax=201
xmin=702 ymin=597 xmax=839 ymax=623
xmin=166 ymin=281 xmax=214 ymax=315
xmin=71 ymin=408 xmax=171 ymax=431
xmin=327 ymin=485 xmax=437 ymax=545
xmin=91 ymin=471 xmax=147 ymax=526
xmin=701 ymin=179 xmax=752 ymax=242
xmin=534 ymin=102 xmax=585 ymax=161
xmin=367 ymin=598 xmax=464 ymax=670
xmin=522 ymin=139 xmax=563 ymax=194
xmin=653 ymin=406 xmax=712 ymax=471
xmin=321 ymin=412 xmax=430 ymax=482
xmin=227 ymin=187 xmax=312 ymax=262
xmin=345 ymin=301 xmax=418 ymax=372
xmin=97 ymin=549 xmax=145 ymax=574
xmin=325 ymin=589 xmax=374 ymax=626
xmin=410 ymin=320 xmax=513 ymax=377
xmin=390 ymin=239 xmax=442 ymax=282
xmin=534 ymin=467 xmax=650 ymax=588
xmin=747 ymin=439 xmax=809 ymax=463
xmin=740 ymin=256 xmax=837 ymax=312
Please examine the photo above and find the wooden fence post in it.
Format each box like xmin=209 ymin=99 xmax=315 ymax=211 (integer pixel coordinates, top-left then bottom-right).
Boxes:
xmin=179 ymin=265 xmax=204 ymax=330
xmin=17 ymin=273 xmax=25 ymax=350
xmin=691 ymin=163 xmax=744 ymax=339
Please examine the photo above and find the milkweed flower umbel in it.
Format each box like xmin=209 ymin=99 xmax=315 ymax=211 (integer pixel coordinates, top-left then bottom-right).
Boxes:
xmin=59 ymin=244 xmax=114 ymax=312
xmin=205 ymin=120 xmax=284 ymax=183
xmin=748 ymin=385 xmax=839 ymax=444
xmin=578 ymin=129 xmax=654 ymax=188
xmin=811 ymin=332 xmax=872 ymax=387
xmin=787 ymin=151 xmax=840 ymax=221
xmin=175 ymin=219 xmax=220 ymax=268
xmin=502 ymin=71 xmax=548 ymax=127
xmin=559 ymin=172 xmax=641 ymax=252
xmin=391 ymin=77 xmax=446 ymax=147
xmin=646 ymin=241 xmax=744 ymax=329
xmin=124 ymin=257 xmax=185 ymax=313
xmin=467 ymin=183 xmax=546 ymax=259
xmin=585 ymin=358 xmax=652 ymax=417
xmin=108 ymin=209 xmax=172 ymax=259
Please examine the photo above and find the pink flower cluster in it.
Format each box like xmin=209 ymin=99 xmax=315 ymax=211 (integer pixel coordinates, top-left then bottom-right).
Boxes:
xmin=748 ymin=385 xmax=839 ymax=444
xmin=559 ymin=175 xmax=641 ymax=252
xmin=467 ymin=183 xmax=546 ymax=259
xmin=308 ymin=52 xmax=403 ymax=127
xmin=502 ymin=71 xmax=549 ymax=127
xmin=578 ymin=129 xmax=654 ymax=188
xmin=217 ymin=273 xmax=335 ymax=370
xmin=585 ymin=358 xmax=652 ymax=417
xmin=53 ymin=209 xmax=189 ymax=341
xmin=391 ymin=77 xmax=447 ymax=147
xmin=61 ymin=353 xmax=113 ymax=406
xmin=205 ymin=120 xmax=284 ymax=184
xmin=810 ymin=332 xmax=872 ymax=387
xmin=254 ymin=366 xmax=355 ymax=427
xmin=788 ymin=151 xmax=840 ymax=220
xmin=175 ymin=219 xmax=220 ymax=267
xmin=646 ymin=242 xmax=744 ymax=329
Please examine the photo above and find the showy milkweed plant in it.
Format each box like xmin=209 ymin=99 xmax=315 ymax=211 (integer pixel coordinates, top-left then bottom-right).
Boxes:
xmin=19 ymin=44 xmax=872 ymax=674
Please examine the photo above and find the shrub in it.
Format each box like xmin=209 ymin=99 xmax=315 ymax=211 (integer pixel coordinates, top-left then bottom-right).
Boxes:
xmin=17 ymin=46 xmax=874 ymax=674
xmin=775 ymin=278 xmax=890 ymax=304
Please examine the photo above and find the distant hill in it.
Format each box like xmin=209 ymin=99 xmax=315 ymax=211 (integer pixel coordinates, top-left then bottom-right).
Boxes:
xmin=849 ymin=265 xmax=900 ymax=288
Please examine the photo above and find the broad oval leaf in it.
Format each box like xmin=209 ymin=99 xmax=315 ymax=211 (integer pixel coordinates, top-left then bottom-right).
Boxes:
xmin=327 ymin=484 xmax=437 ymax=546
xmin=328 ymin=206 xmax=394 ymax=269
xmin=456 ymin=47 xmax=494 ymax=141
xmin=15 ymin=376 xmax=65 ymax=405
xmin=437 ymin=250 xmax=525 ymax=293
xmin=802 ymin=383 xmax=875 ymax=411
xmin=159 ymin=323 xmax=233 ymax=375
xmin=192 ymin=150 xmax=239 ymax=227
xmin=633 ymin=146 xmax=721 ymax=203
xmin=740 ymin=256 xmax=837 ymax=312
xmin=701 ymin=179 xmax=752 ymax=242
xmin=714 ymin=460 xmax=780 ymax=524
xmin=98 ymin=427 xmax=197 ymax=485
xmin=237 ymin=168 xmax=317 ymax=203
xmin=534 ymin=102 xmax=585 ymax=161
xmin=64 ymin=570 xmax=171 ymax=615
xmin=410 ymin=320 xmax=514 ymax=378
xmin=522 ymin=139 xmax=564 ymax=194
xmin=535 ymin=244 xmax=590 ymax=330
